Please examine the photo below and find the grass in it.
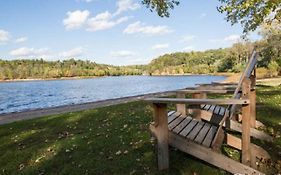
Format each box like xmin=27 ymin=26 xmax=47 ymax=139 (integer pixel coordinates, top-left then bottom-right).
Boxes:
xmin=0 ymin=85 xmax=280 ymax=175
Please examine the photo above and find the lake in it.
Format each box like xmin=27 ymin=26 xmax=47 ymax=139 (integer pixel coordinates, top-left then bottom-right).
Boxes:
xmin=0 ymin=75 xmax=225 ymax=114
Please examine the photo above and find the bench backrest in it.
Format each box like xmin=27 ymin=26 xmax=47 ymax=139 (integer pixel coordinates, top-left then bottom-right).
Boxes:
xmin=228 ymin=50 xmax=258 ymax=118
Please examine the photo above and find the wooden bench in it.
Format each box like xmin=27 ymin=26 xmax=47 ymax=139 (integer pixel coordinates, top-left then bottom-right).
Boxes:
xmin=174 ymin=51 xmax=272 ymax=142
xmin=146 ymin=51 xmax=270 ymax=174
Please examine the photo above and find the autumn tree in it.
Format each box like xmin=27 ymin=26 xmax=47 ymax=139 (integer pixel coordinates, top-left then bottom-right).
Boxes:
xmin=142 ymin=0 xmax=281 ymax=34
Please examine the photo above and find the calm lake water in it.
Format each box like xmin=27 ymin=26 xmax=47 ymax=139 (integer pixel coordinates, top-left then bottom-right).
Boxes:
xmin=0 ymin=75 xmax=225 ymax=114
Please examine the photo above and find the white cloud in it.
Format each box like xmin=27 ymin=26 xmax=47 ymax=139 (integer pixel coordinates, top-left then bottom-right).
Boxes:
xmin=110 ymin=50 xmax=136 ymax=58
xmin=86 ymin=11 xmax=129 ymax=32
xmin=0 ymin=29 xmax=10 ymax=43
xmin=123 ymin=21 xmax=172 ymax=35
xmin=15 ymin=37 xmax=28 ymax=43
xmin=181 ymin=35 xmax=196 ymax=42
xmin=183 ymin=46 xmax=194 ymax=51
xmin=59 ymin=47 xmax=84 ymax=58
xmin=114 ymin=0 xmax=140 ymax=15
xmin=63 ymin=10 xmax=90 ymax=30
xmin=10 ymin=47 xmax=51 ymax=57
xmin=152 ymin=43 xmax=169 ymax=50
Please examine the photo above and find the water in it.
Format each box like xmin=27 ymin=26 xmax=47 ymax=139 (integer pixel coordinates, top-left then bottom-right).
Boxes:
xmin=0 ymin=75 xmax=225 ymax=114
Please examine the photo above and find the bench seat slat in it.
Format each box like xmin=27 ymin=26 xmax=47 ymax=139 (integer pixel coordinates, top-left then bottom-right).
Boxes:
xmin=172 ymin=117 xmax=192 ymax=134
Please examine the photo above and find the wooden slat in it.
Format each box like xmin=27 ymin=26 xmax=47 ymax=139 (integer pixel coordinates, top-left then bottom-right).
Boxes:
xmin=186 ymin=121 xmax=205 ymax=140
xmin=202 ymin=125 xmax=218 ymax=147
xmin=214 ymin=106 xmax=220 ymax=115
xmin=203 ymin=104 xmax=211 ymax=110
xmin=168 ymin=115 xmax=185 ymax=130
xmin=179 ymin=119 xmax=198 ymax=137
xmin=208 ymin=105 xmax=216 ymax=112
xmin=219 ymin=107 xmax=226 ymax=116
xmin=169 ymin=132 xmax=264 ymax=175
xmin=177 ymin=89 xmax=234 ymax=94
xmin=167 ymin=111 xmax=176 ymax=117
xmin=194 ymin=122 xmax=211 ymax=144
xmin=168 ymin=112 xmax=181 ymax=124
xmin=201 ymin=104 xmax=206 ymax=109
xmin=172 ymin=117 xmax=192 ymax=134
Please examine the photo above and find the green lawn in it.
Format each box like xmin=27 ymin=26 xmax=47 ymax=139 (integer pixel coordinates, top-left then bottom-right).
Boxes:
xmin=0 ymin=85 xmax=280 ymax=175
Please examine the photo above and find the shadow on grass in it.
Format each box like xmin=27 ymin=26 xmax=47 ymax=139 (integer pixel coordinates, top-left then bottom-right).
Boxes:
xmin=0 ymin=85 xmax=280 ymax=174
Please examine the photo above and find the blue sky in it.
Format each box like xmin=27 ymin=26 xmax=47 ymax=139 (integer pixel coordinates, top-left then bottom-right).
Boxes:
xmin=0 ymin=0 xmax=260 ymax=65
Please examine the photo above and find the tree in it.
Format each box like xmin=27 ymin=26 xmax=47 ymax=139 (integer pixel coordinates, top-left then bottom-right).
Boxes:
xmin=218 ymin=0 xmax=281 ymax=34
xmin=142 ymin=0 xmax=281 ymax=34
xmin=141 ymin=0 xmax=179 ymax=17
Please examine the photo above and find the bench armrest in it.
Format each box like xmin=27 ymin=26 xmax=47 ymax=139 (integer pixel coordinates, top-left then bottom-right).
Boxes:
xmin=145 ymin=98 xmax=249 ymax=105
xmin=175 ymin=89 xmax=235 ymax=94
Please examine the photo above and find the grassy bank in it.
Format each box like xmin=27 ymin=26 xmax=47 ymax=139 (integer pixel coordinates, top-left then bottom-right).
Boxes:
xmin=0 ymin=86 xmax=280 ymax=175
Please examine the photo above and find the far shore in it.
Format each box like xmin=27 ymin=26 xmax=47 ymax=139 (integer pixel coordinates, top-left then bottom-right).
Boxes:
xmin=0 ymin=73 xmax=232 ymax=83
xmin=0 ymin=76 xmax=102 ymax=83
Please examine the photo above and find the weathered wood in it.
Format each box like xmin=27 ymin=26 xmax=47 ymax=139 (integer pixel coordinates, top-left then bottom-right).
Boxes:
xmin=191 ymin=93 xmax=205 ymax=120
xmin=167 ymin=111 xmax=176 ymax=117
xmin=172 ymin=117 xmax=192 ymax=134
xmin=145 ymin=98 xmax=250 ymax=105
xmin=214 ymin=106 xmax=220 ymax=115
xmin=179 ymin=119 xmax=198 ymax=137
xmin=168 ymin=112 xmax=180 ymax=124
xmin=209 ymin=105 xmax=216 ymax=113
xmin=177 ymin=89 xmax=234 ymax=94
xmin=194 ymin=122 xmax=211 ymax=144
xmin=186 ymin=121 xmax=205 ymax=140
xmin=226 ymin=134 xmax=270 ymax=160
xmin=153 ymin=103 xmax=169 ymax=170
xmin=169 ymin=132 xmax=264 ymax=175
xmin=168 ymin=115 xmax=185 ymax=130
xmin=250 ymin=89 xmax=256 ymax=128
xmin=241 ymin=78 xmax=252 ymax=166
xmin=200 ymin=110 xmax=273 ymax=142
xmin=202 ymin=125 xmax=218 ymax=147
xmin=211 ymin=127 xmax=225 ymax=151
xmin=203 ymin=104 xmax=211 ymax=110
xmin=219 ymin=106 xmax=226 ymax=116
xmin=176 ymin=92 xmax=186 ymax=116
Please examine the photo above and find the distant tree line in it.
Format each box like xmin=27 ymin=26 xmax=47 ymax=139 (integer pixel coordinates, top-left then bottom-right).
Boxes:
xmin=0 ymin=59 xmax=145 ymax=80
xmin=0 ymin=25 xmax=280 ymax=80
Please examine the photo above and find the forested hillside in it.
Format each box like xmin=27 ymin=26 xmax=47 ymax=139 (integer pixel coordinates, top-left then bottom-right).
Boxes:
xmin=147 ymin=24 xmax=281 ymax=76
xmin=0 ymin=24 xmax=280 ymax=80
xmin=0 ymin=59 xmax=146 ymax=80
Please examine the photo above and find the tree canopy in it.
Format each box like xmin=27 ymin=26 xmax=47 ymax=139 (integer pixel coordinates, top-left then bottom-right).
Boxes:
xmin=142 ymin=0 xmax=281 ymax=34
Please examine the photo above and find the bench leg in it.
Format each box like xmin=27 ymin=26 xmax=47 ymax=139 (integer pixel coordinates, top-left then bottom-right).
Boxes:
xmin=153 ymin=103 xmax=169 ymax=170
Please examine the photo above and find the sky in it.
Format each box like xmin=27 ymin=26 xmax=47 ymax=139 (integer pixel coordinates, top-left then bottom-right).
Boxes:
xmin=0 ymin=0 xmax=261 ymax=65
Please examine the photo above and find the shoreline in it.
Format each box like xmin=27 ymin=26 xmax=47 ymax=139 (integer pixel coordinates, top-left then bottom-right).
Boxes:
xmin=0 ymin=76 xmax=102 ymax=83
xmin=0 ymin=73 xmax=230 ymax=83
xmin=0 ymin=90 xmax=176 ymax=125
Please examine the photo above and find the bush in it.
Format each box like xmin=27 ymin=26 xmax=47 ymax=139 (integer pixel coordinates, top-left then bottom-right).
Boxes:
xmin=268 ymin=61 xmax=279 ymax=77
